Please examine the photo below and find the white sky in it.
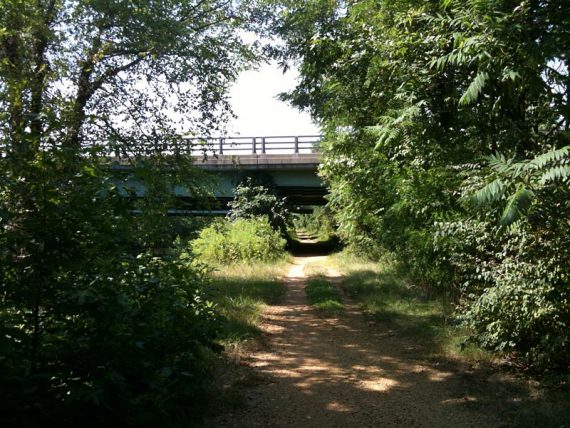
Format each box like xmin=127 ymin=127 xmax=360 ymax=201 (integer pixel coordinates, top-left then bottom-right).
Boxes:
xmin=227 ymin=62 xmax=321 ymax=137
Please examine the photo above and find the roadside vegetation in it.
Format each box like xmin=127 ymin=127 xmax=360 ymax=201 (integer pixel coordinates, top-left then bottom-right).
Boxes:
xmin=209 ymin=262 xmax=288 ymax=351
xmin=192 ymin=217 xmax=287 ymax=264
xmin=0 ymin=0 xmax=264 ymax=425
xmin=191 ymin=179 xmax=291 ymax=352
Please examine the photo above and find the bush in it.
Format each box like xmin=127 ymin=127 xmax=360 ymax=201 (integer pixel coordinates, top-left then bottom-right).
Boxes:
xmin=433 ymin=212 xmax=570 ymax=370
xmin=0 ymin=158 xmax=223 ymax=426
xmin=462 ymin=260 xmax=569 ymax=369
xmin=191 ymin=217 xmax=287 ymax=264
xmin=228 ymin=178 xmax=290 ymax=234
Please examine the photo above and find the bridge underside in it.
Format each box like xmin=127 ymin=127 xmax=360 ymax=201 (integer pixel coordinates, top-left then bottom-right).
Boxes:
xmin=114 ymin=152 xmax=327 ymax=215
xmin=173 ymin=185 xmax=327 ymax=215
xmin=189 ymin=153 xmax=327 ymax=213
xmin=207 ymin=186 xmax=327 ymax=209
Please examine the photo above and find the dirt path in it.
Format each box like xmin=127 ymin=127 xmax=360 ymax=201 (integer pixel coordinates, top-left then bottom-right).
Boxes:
xmin=211 ymin=256 xmax=508 ymax=427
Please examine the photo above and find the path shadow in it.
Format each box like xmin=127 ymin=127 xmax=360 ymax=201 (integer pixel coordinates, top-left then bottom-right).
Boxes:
xmin=286 ymin=236 xmax=342 ymax=256
xmin=207 ymin=265 xmax=570 ymax=428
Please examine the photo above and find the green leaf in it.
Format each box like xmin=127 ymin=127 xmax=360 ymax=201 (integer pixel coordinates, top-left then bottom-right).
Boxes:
xmin=471 ymin=178 xmax=507 ymax=206
xmin=500 ymin=187 xmax=535 ymax=226
xmin=530 ymin=146 xmax=570 ymax=169
xmin=459 ymin=71 xmax=489 ymax=106
xmin=501 ymin=69 xmax=521 ymax=82
xmin=539 ymin=165 xmax=570 ymax=185
xmin=486 ymin=152 xmax=512 ymax=174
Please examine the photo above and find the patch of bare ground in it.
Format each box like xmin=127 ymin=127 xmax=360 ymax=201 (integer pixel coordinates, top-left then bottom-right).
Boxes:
xmin=205 ymin=256 xmax=554 ymax=428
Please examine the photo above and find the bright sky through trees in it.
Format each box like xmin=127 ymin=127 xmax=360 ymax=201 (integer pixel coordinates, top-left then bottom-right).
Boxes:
xmin=228 ymin=62 xmax=320 ymax=136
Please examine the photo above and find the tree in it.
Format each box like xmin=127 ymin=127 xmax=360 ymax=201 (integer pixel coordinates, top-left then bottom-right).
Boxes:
xmin=0 ymin=0 xmax=262 ymax=423
xmin=269 ymin=0 xmax=570 ymax=368
xmin=1 ymin=0 xmax=259 ymax=152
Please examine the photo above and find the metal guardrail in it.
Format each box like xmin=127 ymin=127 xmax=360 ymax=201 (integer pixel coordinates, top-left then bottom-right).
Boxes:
xmin=1 ymin=135 xmax=323 ymax=159
xmin=185 ymin=135 xmax=322 ymax=156
xmin=105 ymin=135 xmax=322 ymax=159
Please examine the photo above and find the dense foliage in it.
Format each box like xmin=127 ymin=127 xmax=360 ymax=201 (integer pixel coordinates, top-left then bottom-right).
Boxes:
xmin=228 ymin=177 xmax=291 ymax=234
xmin=192 ymin=217 xmax=287 ymax=264
xmin=0 ymin=0 xmax=259 ymax=424
xmin=0 ymin=154 xmax=224 ymax=425
xmin=271 ymin=0 xmax=569 ymax=369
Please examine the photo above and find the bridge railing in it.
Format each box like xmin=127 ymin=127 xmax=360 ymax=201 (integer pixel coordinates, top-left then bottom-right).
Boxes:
xmin=185 ymin=135 xmax=322 ymax=156
xmin=0 ymin=135 xmax=322 ymax=159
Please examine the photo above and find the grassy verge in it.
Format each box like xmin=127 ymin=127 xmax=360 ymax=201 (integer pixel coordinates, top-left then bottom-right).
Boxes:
xmin=327 ymin=251 xmax=491 ymax=361
xmin=200 ymin=260 xmax=289 ymax=419
xmin=305 ymin=276 xmax=343 ymax=316
xmin=208 ymin=261 xmax=289 ymax=353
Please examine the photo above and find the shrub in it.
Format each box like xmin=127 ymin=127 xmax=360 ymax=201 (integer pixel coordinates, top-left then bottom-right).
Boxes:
xmin=462 ymin=260 xmax=569 ymax=369
xmin=228 ymin=178 xmax=290 ymax=234
xmin=454 ymin=228 xmax=570 ymax=370
xmin=0 ymin=161 xmax=223 ymax=426
xmin=191 ymin=217 xmax=287 ymax=264
xmin=434 ymin=214 xmax=570 ymax=370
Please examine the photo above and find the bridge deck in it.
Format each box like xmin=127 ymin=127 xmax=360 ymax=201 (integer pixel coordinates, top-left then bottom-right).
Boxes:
xmin=101 ymin=135 xmax=323 ymax=161
xmin=103 ymin=135 xmax=326 ymax=213
xmin=195 ymin=153 xmax=319 ymax=170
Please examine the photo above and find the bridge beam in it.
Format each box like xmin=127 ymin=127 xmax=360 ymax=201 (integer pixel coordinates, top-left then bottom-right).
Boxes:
xmin=193 ymin=153 xmax=319 ymax=171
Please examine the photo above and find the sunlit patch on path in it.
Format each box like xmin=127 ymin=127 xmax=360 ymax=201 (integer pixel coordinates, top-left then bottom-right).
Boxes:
xmin=209 ymin=256 xmax=504 ymax=427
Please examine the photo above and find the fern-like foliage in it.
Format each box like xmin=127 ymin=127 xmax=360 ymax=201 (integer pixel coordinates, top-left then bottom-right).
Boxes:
xmin=529 ymin=146 xmax=570 ymax=169
xmin=459 ymin=71 xmax=489 ymax=106
xmin=468 ymin=146 xmax=570 ymax=227
xmin=470 ymin=178 xmax=507 ymax=206
xmin=487 ymin=152 xmax=514 ymax=174
xmin=540 ymin=165 xmax=570 ymax=185
xmin=369 ymin=103 xmax=422 ymax=150
xmin=500 ymin=187 xmax=534 ymax=227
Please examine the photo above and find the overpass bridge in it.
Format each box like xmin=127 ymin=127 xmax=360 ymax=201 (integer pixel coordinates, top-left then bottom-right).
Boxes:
xmin=192 ymin=135 xmax=324 ymax=210
xmin=113 ymin=135 xmax=326 ymax=214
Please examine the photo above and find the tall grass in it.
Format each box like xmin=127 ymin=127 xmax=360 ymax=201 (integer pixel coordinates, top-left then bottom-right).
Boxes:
xmin=208 ymin=261 xmax=289 ymax=350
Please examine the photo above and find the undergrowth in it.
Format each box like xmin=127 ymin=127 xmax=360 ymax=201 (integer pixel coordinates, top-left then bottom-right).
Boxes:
xmin=192 ymin=217 xmax=287 ymax=264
